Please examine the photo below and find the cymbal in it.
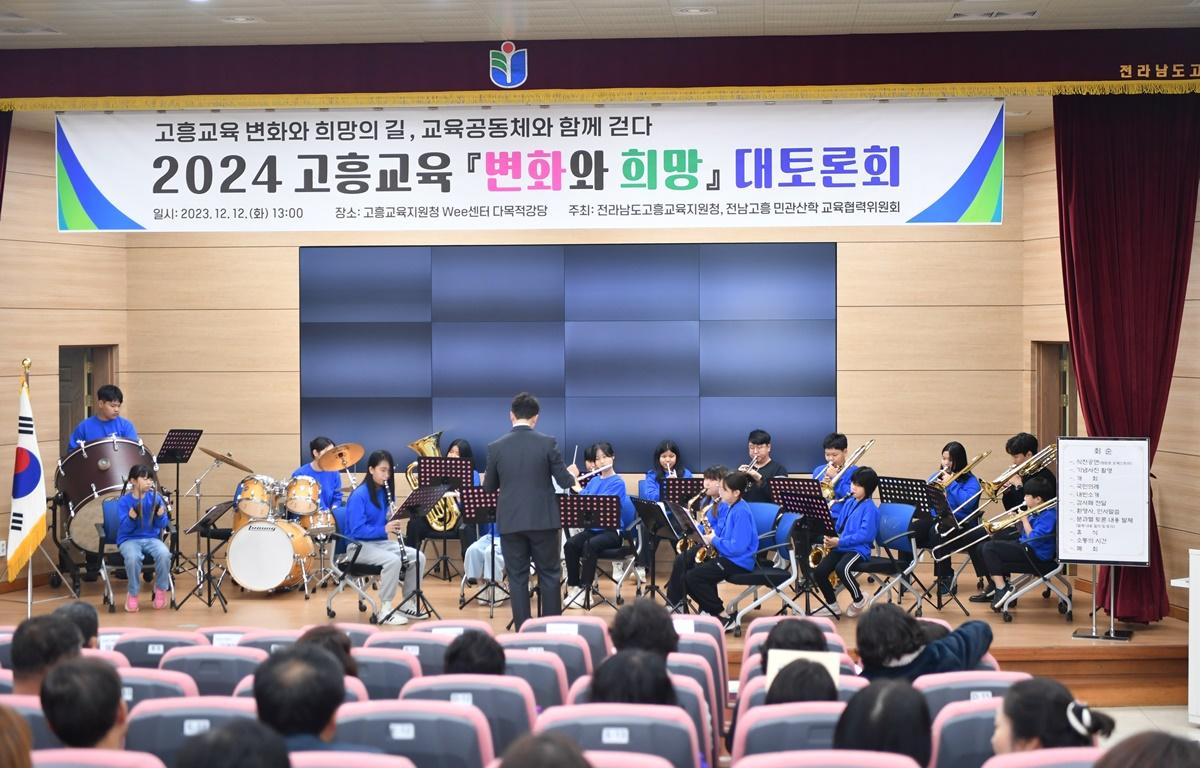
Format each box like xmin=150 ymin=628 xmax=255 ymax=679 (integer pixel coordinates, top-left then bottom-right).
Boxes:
xmin=317 ymin=442 xmax=365 ymax=472
xmin=199 ymin=446 xmax=255 ymax=474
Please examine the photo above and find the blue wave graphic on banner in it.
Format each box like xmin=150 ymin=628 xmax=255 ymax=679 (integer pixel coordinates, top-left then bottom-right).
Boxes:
xmin=56 ymin=121 xmax=143 ymax=231
xmin=908 ymin=106 xmax=1005 ymax=224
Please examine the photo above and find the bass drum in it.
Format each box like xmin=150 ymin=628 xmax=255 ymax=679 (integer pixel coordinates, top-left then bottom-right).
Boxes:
xmin=226 ymin=519 xmax=315 ymax=592
xmin=56 ymin=438 xmax=157 ymax=554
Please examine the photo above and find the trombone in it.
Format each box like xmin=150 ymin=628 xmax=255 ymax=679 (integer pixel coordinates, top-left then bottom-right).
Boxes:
xmin=927 ymin=450 xmax=991 ymax=536
xmin=932 ymin=496 xmax=1058 ymax=562
xmin=820 ymin=439 xmax=875 ymax=502
xmin=977 ymin=444 xmax=1058 ymax=508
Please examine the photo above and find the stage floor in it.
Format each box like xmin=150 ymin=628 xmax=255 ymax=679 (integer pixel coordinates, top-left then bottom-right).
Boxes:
xmin=1 ymin=559 xmax=1186 ymax=708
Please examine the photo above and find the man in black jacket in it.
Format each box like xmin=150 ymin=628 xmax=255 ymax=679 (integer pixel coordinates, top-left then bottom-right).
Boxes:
xmin=485 ymin=392 xmax=579 ymax=629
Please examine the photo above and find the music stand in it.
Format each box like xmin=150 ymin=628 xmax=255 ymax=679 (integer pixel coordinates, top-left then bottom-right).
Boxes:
xmin=156 ymin=429 xmax=203 ymax=572
xmin=379 ymin=483 xmax=450 ymax=623
xmin=415 ymin=456 xmax=474 ymax=581
xmin=458 ymin=487 xmax=507 ymax=618
xmin=177 ymin=500 xmax=233 ymax=611
xmin=877 ymin=476 xmax=949 ymax=615
xmin=663 ymin=477 xmax=705 ymax=507
xmin=770 ymin=478 xmax=839 ymax=615
xmin=559 ymin=494 xmax=621 ymax=611
xmin=632 ymin=498 xmax=680 ymax=603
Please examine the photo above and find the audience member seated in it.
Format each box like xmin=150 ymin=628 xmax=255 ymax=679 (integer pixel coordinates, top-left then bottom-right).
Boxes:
xmin=856 ymin=603 xmax=992 ymax=681
xmin=765 ymin=659 xmax=838 ymax=705
xmin=0 ymin=704 xmax=32 ymax=768
xmin=296 ymin=625 xmax=358 ymax=677
xmin=52 ymin=601 xmax=99 ymax=649
xmin=1095 ymin=731 xmax=1200 ymax=768
xmin=10 ymin=615 xmax=83 ymax=696
xmin=991 ymin=677 xmax=1114 ymax=754
xmin=919 ymin=621 xmax=950 ymax=643
xmin=759 ymin=619 xmax=828 ymax=673
xmin=175 ymin=719 xmax=290 ymax=768
xmin=444 ymin=630 xmax=507 ymax=675
xmin=591 ymin=649 xmax=676 ymax=706
xmin=610 ymin=598 xmax=679 ymax=658
xmin=833 ymin=679 xmax=931 ymax=766
xmin=501 ymin=732 xmax=593 ymax=768
xmin=253 ymin=644 xmax=380 ymax=753
xmin=40 ymin=657 xmax=127 ymax=749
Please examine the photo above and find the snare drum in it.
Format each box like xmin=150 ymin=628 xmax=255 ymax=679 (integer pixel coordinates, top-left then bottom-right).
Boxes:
xmin=303 ymin=509 xmax=336 ymax=539
xmin=226 ymin=519 xmax=315 ymax=592
xmin=235 ymin=475 xmax=280 ymax=519
xmin=56 ymin=437 xmax=157 ymax=554
xmin=285 ymin=475 xmax=321 ymax=515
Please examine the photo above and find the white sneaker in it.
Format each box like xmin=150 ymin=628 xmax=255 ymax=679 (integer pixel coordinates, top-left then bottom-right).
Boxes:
xmin=845 ymin=598 xmax=867 ymax=618
xmin=635 ymin=566 xmax=647 ymax=584
xmin=564 ymin=586 xmax=587 ymax=608
xmin=811 ymin=604 xmax=841 ymax=619
xmin=611 ymin=562 xmax=627 ymax=583
xmin=398 ymin=597 xmax=427 ymax=620
xmin=378 ymin=602 xmax=409 ymax=626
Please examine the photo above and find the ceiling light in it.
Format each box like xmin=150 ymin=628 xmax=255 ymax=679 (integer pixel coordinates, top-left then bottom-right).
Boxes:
xmin=221 ymin=15 xmax=259 ymax=24
xmin=674 ymin=7 xmax=717 ymax=16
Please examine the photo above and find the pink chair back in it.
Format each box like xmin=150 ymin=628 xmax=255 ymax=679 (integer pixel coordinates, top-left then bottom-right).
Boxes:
xmin=733 ymin=749 xmax=922 ymax=768
xmin=745 ymin=615 xmax=836 ymax=640
xmin=363 ymin=631 xmax=453 ymax=675
xmin=519 ymin=616 xmax=612 ymax=667
xmin=929 ymin=697 xmax=1002 ymax=768
xmin=584 ymin=751 xmax=674 ymax=768
xmin=676 ymin=631 xmax=727 ymax=706
xmin=336 ymin=700 xmax=495 ymax=767
xmin=299 ymin=622 xmax=380 ymax=647
xmin=0 ymin=669 xmax=12 ymax=692
xmin=125 ymin=696 xmax=257 ymax=763
xmin=236 ymin=629 xmax=302 ymax=653
xmin=979 ymin=653 xmax=1001 ymax=670
xmin=837 ymin=674 xmax=869 ymax=701
xmin=731 ymin=701 xmax=846 ymax=761
xmin=196 ymin=626 xmax=264 ymax=647
xmin=412 ymin=619 xmax=494 ymax=637
xmin=82 ymin=648 xmax=131 ymax=668
xmin=117 ymin=668 xmax=200 ymax=704
xmin=671 ymin=614 xmax=727 ymax=666
xmin=157 ymin=646 xmax=268 ymax=696
xmin=291 ymin=754 xmax=415 ymax=768
xmin=981 ymin=748 xmax=1106 ymax=768
xmin=536 ymin=703 xmax=699 ymax=768
xmin=32 ymin=749 xmax=167 ymax=767
xmin=400 ymin=673 xmax=537 ymax=754
xmin=496 ymin=632 xmax=593 ymax=682
xmin=97 ymin=627 xmax=156 ymax=652
xmin=913 ymin=670 xmax=1031 ymax=718
xmin=113 ymin=631 xmax=209 ymax=668
xmin=503 ymin=648 xmax=569 ymax=709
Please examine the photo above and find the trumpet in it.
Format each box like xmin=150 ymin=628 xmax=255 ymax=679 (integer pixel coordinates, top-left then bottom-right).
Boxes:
xmin=738 ymin=458 xmax=762 ymax=474
xmin=821 ymin=439 xmax=875 ymax=501
xmin=932 ymin=496 xmax=1057 ymax=562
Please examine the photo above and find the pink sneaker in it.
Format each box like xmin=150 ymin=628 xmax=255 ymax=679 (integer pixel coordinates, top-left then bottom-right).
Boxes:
xmin=152 ymin=589 xmax=168 ymax=610
xmin=125 ymin=594 xmax=139 ymax=613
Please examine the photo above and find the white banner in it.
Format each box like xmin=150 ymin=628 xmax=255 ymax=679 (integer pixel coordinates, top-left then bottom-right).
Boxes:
xmin=56 ymin=100 xmax=1005 ymax=232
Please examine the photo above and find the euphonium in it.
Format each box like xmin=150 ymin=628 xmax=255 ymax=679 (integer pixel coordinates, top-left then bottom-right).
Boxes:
xmin=404 ymin=430 xmax=461 ymax=532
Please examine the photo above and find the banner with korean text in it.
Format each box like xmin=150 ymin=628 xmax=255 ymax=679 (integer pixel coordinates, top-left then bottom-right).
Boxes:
xmin=56 ymin=100 xmax=1004 ymax=232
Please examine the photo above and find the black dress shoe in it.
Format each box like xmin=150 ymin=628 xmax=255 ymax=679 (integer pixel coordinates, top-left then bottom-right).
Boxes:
xmin=968 ymin=589 xmax=996 ymax=603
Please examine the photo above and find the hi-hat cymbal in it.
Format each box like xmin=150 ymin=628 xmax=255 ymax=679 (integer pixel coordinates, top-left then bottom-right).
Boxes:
xmin=317 ymin=442 xmax=365 ymax=472
xmin=199 ymin=446 xmax=255 ymax=474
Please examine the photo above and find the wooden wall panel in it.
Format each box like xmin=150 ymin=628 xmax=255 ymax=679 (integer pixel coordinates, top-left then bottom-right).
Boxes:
xmin=0 ymin=375 xmax=61 ymax=450
xmin=1022 ymin=171 xmax=1060 ymax=242
xmin=0 ymin=241 xmax=126 ymax=311
xmin=1022 ymin=236 xmax=1065 ymax=308
xmin=1176 ymin=302 xmax=1200 ymax=379
xmin=838 ymin=371 xmax=1023 ymax=437
xmin=1022 ymin=304 xmax=1069 ymax=344
xmin=1152 ymin=452 xmax=1200 ymax=535
xmin=836 ymin=241 xmax=1021 ymax=307
xmin=126 ymin=247 xmax=299 ymax=310
xmin=1161 ymin=528 xmax=1200 ymax=610
xmin=839 ymin=306 xmax=1022 ymax=371
xmin=121 ymin=372 xmax=299 ymax=435
xmin=1158 ymin=376 xmax=1200 ymax=458
xmin=838 ymin=433 xmax=1015 ymax=482
xmin=124 ymin=310 xmax=298 ymax=373
xmin=6 ymin=129 xmax=54 ymax=177
xmin=0 ymin=308 xmax=128 ymax=380
xmin=0 ymin=172 xmax=126 ymax=249
xmin=1021 ymin=128 xmax=1056 ymax=177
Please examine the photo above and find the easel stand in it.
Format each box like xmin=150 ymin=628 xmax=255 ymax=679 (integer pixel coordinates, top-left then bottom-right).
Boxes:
xmin=458 ymin=487 xmax=508 ymax=618
xmin=1072 ymin=564 xmax=1134 ymax=642
xmin=560 ymin=494 xmax=620 ymax=611
xmin=379 ymin=484 xmax=449 ymax=624
xmin=771 ymin=478 xmax=839 ymax=617
xmin=415 ymin=456 xmax=474 ymax=581
xmin=155 ymin=429 xmax=203 ymax=573
xmin=633 ymin=498 xmax=680 ymax=604
xmin=177 ymin=500 xmax=233 ymax=611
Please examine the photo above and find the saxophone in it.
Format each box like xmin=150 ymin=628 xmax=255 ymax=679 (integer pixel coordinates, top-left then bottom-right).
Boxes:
xmin=677 ymin=491 xmax=717 ymax=562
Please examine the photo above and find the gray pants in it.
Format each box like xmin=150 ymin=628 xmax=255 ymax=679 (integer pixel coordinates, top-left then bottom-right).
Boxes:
xmin=355 ymin=539 xmax=426 ymax=604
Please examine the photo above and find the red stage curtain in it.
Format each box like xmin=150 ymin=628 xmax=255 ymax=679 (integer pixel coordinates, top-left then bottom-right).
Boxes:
xmin=0 ymin=110 xmax=11 ymax=221
xmin=1053 ymin=93 xmax=1200 ymax=623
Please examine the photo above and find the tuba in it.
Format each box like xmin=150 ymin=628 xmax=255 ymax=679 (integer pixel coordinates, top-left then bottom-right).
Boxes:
xmin=404 ymin=431 xmax=461 ymax=532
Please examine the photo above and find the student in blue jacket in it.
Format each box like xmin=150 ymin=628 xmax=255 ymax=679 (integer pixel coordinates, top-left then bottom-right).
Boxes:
xmin=115 ymin=464 xmax=171 ymax=613
xmin=634 ymin=439 xmax=693 ymax=583
xmin=926 ymin=441 xmax=984 ymax=595
xmin=68 ymin=384 xmax=139 ymax=450
xmin=291 ymin=436 xmax=345 ymax=515
xmin=563 ymin=442 xmax=635 ymax=607
xmin=813 ymin=466 xmax=880 ymax=618
xmin=979 ymin=474 xmax=1058 ymax=610
xmin=683 ymin=470 xmax=758 ymax=629
xmin=813 ymin=432 xmax=859 ymax=526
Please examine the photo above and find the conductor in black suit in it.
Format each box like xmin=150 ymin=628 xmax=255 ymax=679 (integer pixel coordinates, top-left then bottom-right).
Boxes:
xmin=484 ymin=392 xmax=580 ymax=629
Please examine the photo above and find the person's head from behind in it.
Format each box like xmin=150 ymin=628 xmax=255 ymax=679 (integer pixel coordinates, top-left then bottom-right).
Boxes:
xmin=653 ymin=439 xmax=683 ymax=477
xmin=720 ymin=471 xmax=752 ymax=506
xmin=95 ymin=384 xmax=124 ymax=420
xmin=850 ymin=466 xmax=879 ymax=501
xmin=0 ymin=704 xmax=32 ymax=768
xmin=11 ymin=615 xmax=82 ymax=695
xmin=834 ymin=679 xmax=931 ymax=766
xmin=856 ymin=603 xmax=926 ymax=669
xmin=296 ymin=625 xmax=357 ymax=677
xmin=52 ymin=601 xmax=99 ymax=649
xmin=1023 ymin=475 xmax=1054 ymax=507
xmin=175 ymin=719 xmax=289 ymax=768
xmin=1094 ymin=731 xmax=1200 ymax=768
xmin=309 ymin=436 xmax=334 ymax=461
xmin=253 ymin=644 xmax=345 ymax=741
xmin=611 ymin=598 xmax=679 ymax=658
xmin=1005 ymin=432 xmax=1039 ymax=462
xmin=500 ymin=732 xmax=591 ymax=768
xmin=591 ymin=649 xmax=676 ymax=706
xmin=760 ymin=619 xmax=828 ymax=673
xmin=992 ymin=677 xmax=1114 ymax=754
xmin=445 ymin=630 xmax=506 ymax=675
xmin=765 ymin=659 xmax=837 ymax=705
xmin=40 ymin=657 xmax=126 ymax=749
xmin=510 ymin=392 xmax=540 ymax=424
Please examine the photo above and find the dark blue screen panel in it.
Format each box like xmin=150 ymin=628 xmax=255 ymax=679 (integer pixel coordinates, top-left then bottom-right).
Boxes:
xmin=300 ymin=322 xmax=431 ymax=398
xmin=564 ymin=244 xmax=700 ymax=321
xmin=432 ymin=322 xmax=565 ymax=397
xmin=565 ymin=321 xmax=700 ymax=397
xmin=432 ymin=397 xmax=566 ymax=472
xmin=300 ymin=397 xmax=432 ymax=471
xmin=699 ymin=397 xmax=836 ymax=473
xmin=565 ymin=397 xmax=701 ymax=474
xmin=432 ymin=246 xmax=565 ymax=322
xmin=299 ymin=246 xmax=432 ymax=323
xmin=699 ymin=320 xmax=837 ymax=398
xmin=699 ymin=243 xmax=837 ymax=321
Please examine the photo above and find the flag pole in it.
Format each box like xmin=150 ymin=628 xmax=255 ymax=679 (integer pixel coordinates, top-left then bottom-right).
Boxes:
xmin=21 ymin=358 xmax=33 ymax=618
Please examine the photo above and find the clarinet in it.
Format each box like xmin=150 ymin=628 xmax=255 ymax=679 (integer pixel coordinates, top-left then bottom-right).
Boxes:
xmin=384 ymin=483 xmax=409 ymax=580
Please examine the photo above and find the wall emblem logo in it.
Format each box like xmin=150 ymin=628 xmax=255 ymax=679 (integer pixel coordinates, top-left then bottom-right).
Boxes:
xmin=490 ymin=41 xmax=528 ymax=89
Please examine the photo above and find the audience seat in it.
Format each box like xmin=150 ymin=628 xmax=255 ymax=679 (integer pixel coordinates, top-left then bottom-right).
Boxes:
xmin=497 ymin=633 xmax=592 ymax=684
xmin=157 ymin=646 xmax=268 ymax=696
xmin=195 ymin=626 xmax=264 ymax=647
xmin=732 ymin=749 xmax=922 ymax=768
xmin=32 ymin=749 xmax=167 ymax=767
xmin=837 ymin=675 xmax=868 ymax=702
xmin=740 ymin=653 xmax=857 ymax=691
xmin=117 ymin=668 xmax=200 ymax=708
xmin=676 ymin=632 xmax=726 ymax=711
xmin=503 ymin=648 xmax=569 ymax=709
xmin=335 ymin=700 xmax=494 ymax=768
xmin=929 ymin=698 xmax=1001 ymax=768
xmin=81 ymin=648 xmax=132 ymax=668
xmin=97 ymin=627 xmax=155 ymax=652
xmin=0 ymin=632 xmax=12 ymax=669
xmin=670 ymin=614 xmax=727 ymax=677
xmin=114 ymin=630 xmax=208 ymax=668
xmin=536 ymin=703 xmax=700 ymax=768
xmin=411 ymin=619 xmax=495 ymax=637
xmin=584 ymin=751 xmax=674 ymax=768
xmin=742 ymin=632 xmax=847 ymax=664
xmin=300 ymin=622 xmax=379 ymax=647
xmin=981 ymin=748 xmax=1105 ymax=768
xmin=400 ymin=673 xmax=537 ymax=755
xmin=518 ymin=616 xmax=612 ymax=670
xmin=350 ymin=647 xmax=422 ymax=700
xmin=913 ymin=670 xmax=1032 ymax=719
xmin=363 ymin=631 xmax=453 ymax=676
xmin=978 ymin=653 xmax=1001 ymax=671
xmin=668 ymin=651 xmax=722 ymax=756
xmin=236 ymin=629 xmax=302 ymax=654
xmin=730 ymin=701 xmax=847 ymax=761
xmin=744 ymin=614 xmax=837 ymax=639
xmin=233 ymin=672 xmax=369 ymax=702
xmin=0 ymin=693 xmax=61 ymax=749
xmin=291 ymin=753 xmax=415 ymax=768
xmin=124 ymin=696 xmax=256 ymax=765
xmin=0 ymin=669 xmax=12 ymax=694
